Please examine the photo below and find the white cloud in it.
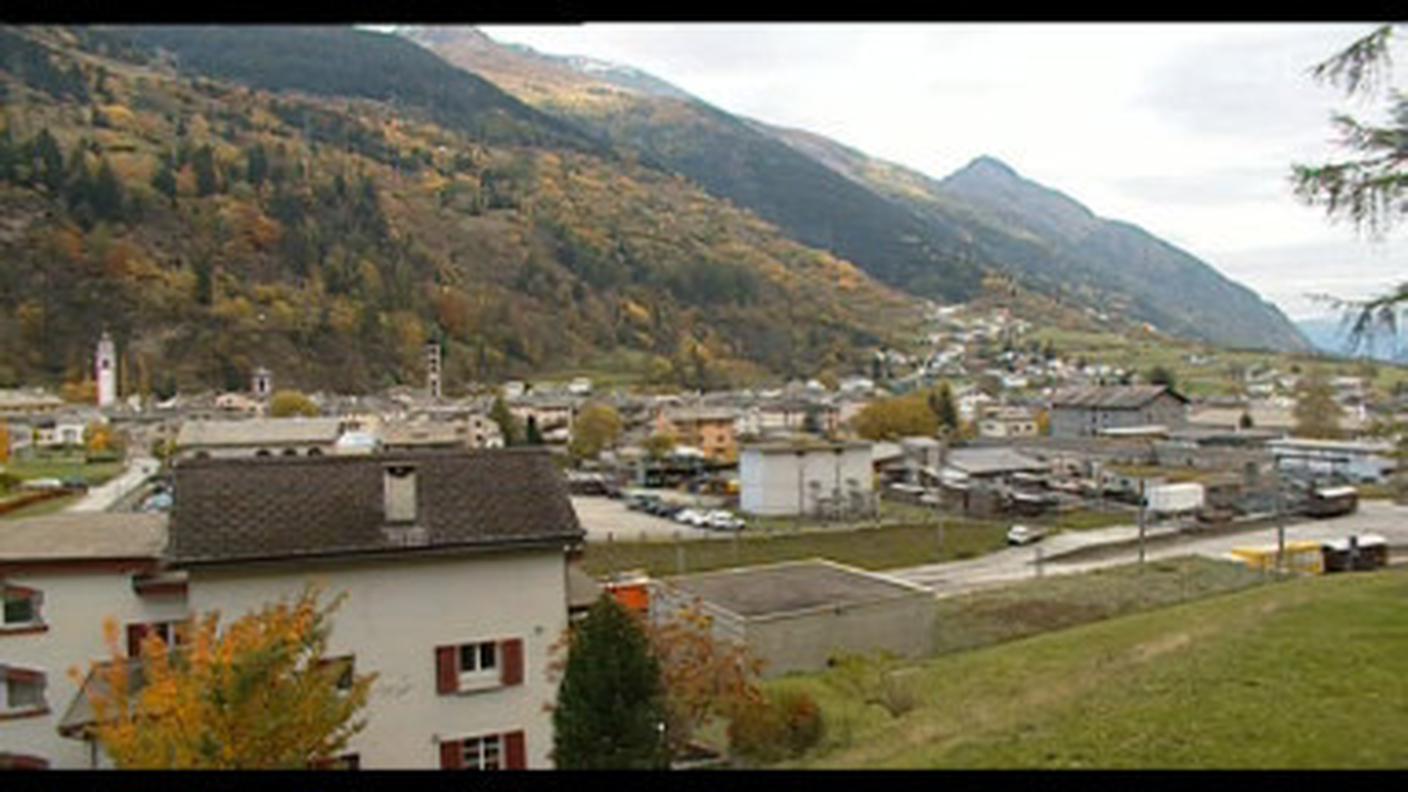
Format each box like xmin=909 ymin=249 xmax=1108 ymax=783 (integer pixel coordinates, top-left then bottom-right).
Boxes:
xmin=477 ymin=23 xmax=1406 ymax=319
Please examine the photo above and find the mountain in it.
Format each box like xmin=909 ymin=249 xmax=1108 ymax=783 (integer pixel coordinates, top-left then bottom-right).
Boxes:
xmin=762 ymin=128 xmax=1313 ymax=355
xmin=403 ymin=26 xmax=991 ymax=303
xmin=0 ymin=25 xmax=917 ymax=393
xmin=405 ymin=27 xmax=1311 ymax=354
xmin=1297 ymin=315 xmax=1406 ymax=362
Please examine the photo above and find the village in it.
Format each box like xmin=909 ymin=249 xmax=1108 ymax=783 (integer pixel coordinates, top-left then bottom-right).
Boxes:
xmin=1 ymin=299 xmax=1402 ymax=770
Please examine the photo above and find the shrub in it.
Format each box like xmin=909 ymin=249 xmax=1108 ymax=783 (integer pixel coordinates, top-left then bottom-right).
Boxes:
xmin=774 ymin=689 xmax=825 ymax=756
xmin=727 ymin=689 xmax=825 ymax=765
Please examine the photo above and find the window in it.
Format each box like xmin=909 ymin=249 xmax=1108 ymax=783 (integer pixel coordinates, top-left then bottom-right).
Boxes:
xmin=459 ymin=642 xmax=497 ymax=675
xmin=2 ymin=585 xmax=42 ymax=630
xmin=1 ymin=667 xmax=47 ymax=716
xmin=435 ymin=639 xmax=522 ymax=695
xmin=440 ymin=732 xmax=527 ymax=770
xmin=318 ymin=656 xmax=355 ymax=692
xmin=463 ymin=735 xmax=501 ymax=770
xmin=126 ymin=621 xmax=188 ymax=657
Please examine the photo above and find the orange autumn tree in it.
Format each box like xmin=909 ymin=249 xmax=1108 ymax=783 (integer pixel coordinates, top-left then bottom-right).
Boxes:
xmin=646 ymin=601 xmax=766 ymax=754
xmin=73 ymin=587 xmax=374 ymax=769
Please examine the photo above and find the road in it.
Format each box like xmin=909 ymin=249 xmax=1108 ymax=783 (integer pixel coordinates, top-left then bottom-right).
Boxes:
xmin=65 ymin=456 xmax=160 ymax=513
xmin=890 ymin=500 xmax=1408 ymax=598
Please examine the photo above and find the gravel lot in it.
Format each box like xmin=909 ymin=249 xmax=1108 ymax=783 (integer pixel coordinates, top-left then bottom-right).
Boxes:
xmin=570 ymin=495 xmax=733 ymax=542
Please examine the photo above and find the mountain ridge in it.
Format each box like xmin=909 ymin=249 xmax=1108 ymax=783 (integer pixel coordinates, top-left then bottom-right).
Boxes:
xmin=405 ymin=26 xmax=1310 ymax=354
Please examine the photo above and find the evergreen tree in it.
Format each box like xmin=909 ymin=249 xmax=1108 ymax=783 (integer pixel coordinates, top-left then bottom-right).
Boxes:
xmin=151 ymin=157 xmax=177 ymax=204
xmin=246 ymin=142 xmax=268 ymax=187
xmin=928 ymin=381 xmax=960 ymax=435
xmin=489 ymin=395 xmax=520 ymax=446
xmin=524 ymin=414 xmax=544 ymax=446
xmin=193 ymin=144 xmax=218 ymax=196
xmin=32 ymin=128 xmax=64 ymax=192
xmin=552 ymin=596 xmax=669 ymax=770
xmin=92 ymin=158 xmax=124 ymax=222
xmin=192 ymin=256 xmax=214 ymax=306
xmin=1148 ymin=365 xmax=1177 ymax=389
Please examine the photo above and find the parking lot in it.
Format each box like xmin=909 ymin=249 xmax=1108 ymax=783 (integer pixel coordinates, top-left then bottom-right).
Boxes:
xmin=570 ymin=496 xmax=737 ymax=542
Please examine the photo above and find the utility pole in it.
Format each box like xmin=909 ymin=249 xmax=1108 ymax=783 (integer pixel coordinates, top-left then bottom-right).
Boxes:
xmin=1274 ymin=456 xmax=1286 ymax=573
xmin=1137 ymin=477 xmax=1147 ymax=570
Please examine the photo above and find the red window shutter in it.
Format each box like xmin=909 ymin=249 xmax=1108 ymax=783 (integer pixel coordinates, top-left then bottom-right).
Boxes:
xmin=503 ymin=731 xmax=527 ymax=770
xmin=435 ymin=645 xmax=459 ymax=695
xmin=439 ymin=739 xmax=462 ymax=770
xmin=12 ymin=755 xmax=50 ymax=770
xmin=126 ymin=624 xmax=151 ymax=658
xmin=500 ymin=638 xmax=523 ymax=687
xmin=6 ymin=667 xmax=44 ymax=684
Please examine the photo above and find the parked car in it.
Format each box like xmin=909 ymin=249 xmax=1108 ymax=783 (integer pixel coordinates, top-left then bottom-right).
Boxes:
xmin=625 ymin=493 xmax=655 ymax=511
xmin=20 ymin=477 xmax=64 ymax=491
xmin=1006 ymin=524 xmax=1047 ymax=546
xmin=647 ymin=500 xmax=681 ymax=518
xmin=674 ymin=508 xmax=708 ymax=527
xmin=706 ymin=511 xmax=746 ymax=531
xmin=60 ymin=476 xmax=89 ymax=492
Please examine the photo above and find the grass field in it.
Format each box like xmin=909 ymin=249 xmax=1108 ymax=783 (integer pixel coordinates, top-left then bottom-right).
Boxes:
xmin=1 ymin=456 xmax=125 ymax=487
xmin=776 ymin=566 xmax=1408 ymax=768
xmin=580 ymin=519 xmax=1009 ymax=578
xmin=929 ymin=557 xmax=1269 ymax=656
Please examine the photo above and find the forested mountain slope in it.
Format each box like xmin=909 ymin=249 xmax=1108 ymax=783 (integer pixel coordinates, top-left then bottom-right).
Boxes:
xmin=0 ymin=25 xmax=918 ymax=394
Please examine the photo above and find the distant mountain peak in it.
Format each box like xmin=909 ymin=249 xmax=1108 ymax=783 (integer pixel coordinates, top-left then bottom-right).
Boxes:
xmin=960 ymin=154 xmax=1019 ymax=178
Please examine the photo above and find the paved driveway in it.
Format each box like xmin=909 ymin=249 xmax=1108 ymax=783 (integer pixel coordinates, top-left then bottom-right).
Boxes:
xmin=890 ymin=500 xmax=1408 ymax=598
xmin=571 ymin=496 xmax=728 ymax=542
xmin=66 ymin=457 xmax=160 ymax=513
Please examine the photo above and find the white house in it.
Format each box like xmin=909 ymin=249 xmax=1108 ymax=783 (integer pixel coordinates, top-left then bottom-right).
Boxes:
xmin=1 ymin=449 xmax=585 ymax=770
xmin=739 ymin=440 xmax=874 ymax=517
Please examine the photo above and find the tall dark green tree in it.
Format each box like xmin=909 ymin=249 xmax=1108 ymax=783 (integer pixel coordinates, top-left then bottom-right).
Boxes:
xmin=1147 ymin=365 xmax=1176 ymax=389
xmin=1292 ymin=25 xmax=1408 ymax=347
xmin=489 ymin=394 xmax=520 ymax=446
xmin=524 ymin=414 xmax=544 ymax=446
xmin=92 ymin=158 xmax=125 ymax=222
xmin=552 ymin=596 xmax=669 ymax=770
xmin=151 ymin=157 xmax=177 ymax=204
xmin=928 ymin=381 xmax=960 ymax=434
xmin=246 ymin=142 xmax=268 ymax=187
xmin=32 ymin=128 xmax=64 ymax=192
xmin=192 ymin=144 xmax=218 ymax=196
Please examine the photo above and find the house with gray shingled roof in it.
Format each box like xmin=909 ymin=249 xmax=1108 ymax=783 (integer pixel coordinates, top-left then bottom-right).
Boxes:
xmin=0 ymin=448 xmax=584 ymax=770
xmin=1048 ymin=385 xmax=1188 ymax=439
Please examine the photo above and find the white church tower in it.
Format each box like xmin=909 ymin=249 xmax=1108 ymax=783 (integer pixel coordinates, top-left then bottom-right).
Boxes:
xmin=95 ymin=331 xmax=117 ymax=407
xmin=425 ymin=339 xmax=443 ymax=400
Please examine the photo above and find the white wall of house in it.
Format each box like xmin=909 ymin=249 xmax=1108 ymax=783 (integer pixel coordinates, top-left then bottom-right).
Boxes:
xmin=740 ymin=447 xmax=873 ymax=516
xmin=0 ymin=566 xmax=188 ymax=768
xmin=185 ymin=548 xmax=568 ymax=770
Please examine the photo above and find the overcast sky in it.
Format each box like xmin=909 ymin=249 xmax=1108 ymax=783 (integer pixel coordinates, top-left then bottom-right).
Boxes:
xmin=471 ymin=23 xmax=1404 ymax=321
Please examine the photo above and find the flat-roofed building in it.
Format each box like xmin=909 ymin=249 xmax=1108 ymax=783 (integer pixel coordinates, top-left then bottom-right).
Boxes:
xmin=650 ymin=559 xmax=934 ymax=677
xmin=739 ymin=439 xmax=874 ymax=517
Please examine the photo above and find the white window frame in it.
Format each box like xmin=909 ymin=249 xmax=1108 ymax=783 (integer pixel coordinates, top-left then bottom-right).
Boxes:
xmin=0 ymin=666 xmax=47 ymax=715
xmin=459 ymin=734 xmax=503 ymax=771
xmin=457 ymin=641 xmax=499 ymax=691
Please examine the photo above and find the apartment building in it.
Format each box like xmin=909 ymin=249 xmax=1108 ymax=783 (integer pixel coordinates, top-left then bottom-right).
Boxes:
xmin=1 ymin=449 xmax=585 ymax=769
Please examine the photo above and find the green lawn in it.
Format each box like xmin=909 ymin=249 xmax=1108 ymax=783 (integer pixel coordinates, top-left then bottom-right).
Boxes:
xmin=1041 ymin=508 xmax=1132 ymax=532
xmin=929 ymin=557 xmax=1269 ymax=656
xmin=580 ymin=520 xmax=1008 ymax=578
xmin=777 ymin=566 xmax=1408 ymax=768
xmin=1 ymin=456 xmax=125 ymax=487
